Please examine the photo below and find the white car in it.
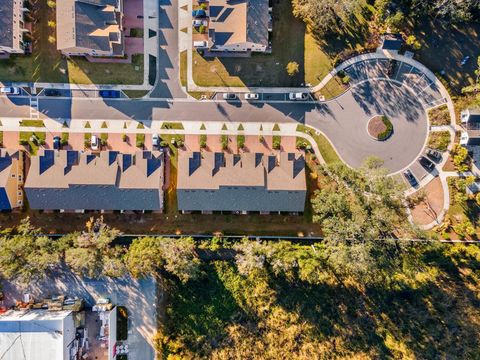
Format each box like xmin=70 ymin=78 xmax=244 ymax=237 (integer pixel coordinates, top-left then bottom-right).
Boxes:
xmin=0 ymin=87 xmax=20 ymax=95
xmin=289 ymin=92 xmax=308 ymax=101
xmin=152 ymin=133 xmax=160 ymax=147
xmin=244 ymin=93 xmax=259 ymax=100
xmin=192 ymin=19 xmax=207 ymax=27
xmin=223 ymin=93 xmax=237 ymax=100
xmin=90 ymin=135 xmax=99 ymax=150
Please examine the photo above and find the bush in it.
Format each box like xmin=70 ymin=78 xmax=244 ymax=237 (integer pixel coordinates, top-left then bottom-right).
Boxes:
xmin=122 ymin=134 xmax=128 ymax=142
xmin=200 ymin=134 xmax=207 ymax=148
xmin=341 ymin=75 xmax=351 ymax=85
xmin=272 ymin=136 xmax=281 ymax=150
xmin=377 ymin=116 xmax=393 ymax=141
xmin=428 ymin=131 xmax=450 ymax=151
xmin=237 ymin=135 xmax=245 ymax=149
xmin=221 ymin=135 xmax=228 ymax=150
xmin=259 ymin=135 xmax=264 ymax=143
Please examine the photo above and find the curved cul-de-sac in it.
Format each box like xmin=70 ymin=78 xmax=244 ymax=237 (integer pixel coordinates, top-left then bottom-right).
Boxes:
xmin=306 ymin=57 xmax=448 ymax=174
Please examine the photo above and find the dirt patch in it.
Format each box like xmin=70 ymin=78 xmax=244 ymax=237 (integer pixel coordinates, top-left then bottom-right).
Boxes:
xmin=410 ymin=177 xmax=444 ymax=226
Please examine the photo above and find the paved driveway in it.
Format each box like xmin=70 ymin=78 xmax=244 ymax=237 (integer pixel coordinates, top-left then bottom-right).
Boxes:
xmin=1 ymin=273 xmax=157 ymax=360
xmin=306 ymin=79 xmax=429 ymax=172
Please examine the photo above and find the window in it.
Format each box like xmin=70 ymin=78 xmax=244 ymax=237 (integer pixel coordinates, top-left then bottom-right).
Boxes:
xmin=18 ymin=191 xmax=22 ymax=196
xmin=11 ymin=174 xmax=15 ymax=178
xmin=17 ymin=200 xmax=23 ymax=206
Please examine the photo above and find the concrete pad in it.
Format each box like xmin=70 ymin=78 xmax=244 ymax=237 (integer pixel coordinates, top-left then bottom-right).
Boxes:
xmin=185 ymin=134 xmax=200 ymax=151
xmin=105 ymin=133 xmax=137 ymax=153
xmin=3 ymin=131 xmax=19 ymax=149
xmin=66 ymin=133 xmax=85 ymax=151
xmin=45 ymin=132 xmax=62 ymax=150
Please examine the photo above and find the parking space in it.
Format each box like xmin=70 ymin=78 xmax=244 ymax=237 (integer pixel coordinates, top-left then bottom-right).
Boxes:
xmin=342 ymin=58 xmax=445 ymax=110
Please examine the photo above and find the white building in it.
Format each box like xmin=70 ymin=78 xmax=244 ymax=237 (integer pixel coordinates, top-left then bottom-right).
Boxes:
xmin=0 ymin=309 xmax=77 ymax=360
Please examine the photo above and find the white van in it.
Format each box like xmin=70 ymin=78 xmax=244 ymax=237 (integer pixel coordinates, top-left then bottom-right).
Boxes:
xmin=193 ymin=40 xmax=208 ymax=48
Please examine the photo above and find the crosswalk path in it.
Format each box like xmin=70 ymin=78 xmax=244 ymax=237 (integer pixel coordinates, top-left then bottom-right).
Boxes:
xmin=29 ymin=97 xmax=39 ymax=119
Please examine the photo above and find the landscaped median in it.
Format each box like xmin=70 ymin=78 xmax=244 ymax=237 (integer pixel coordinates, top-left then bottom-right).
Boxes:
xmin=367 ymin=115 xmax=393 ymax=141
xmin=296 ymin=125 xmax=340 ymax=165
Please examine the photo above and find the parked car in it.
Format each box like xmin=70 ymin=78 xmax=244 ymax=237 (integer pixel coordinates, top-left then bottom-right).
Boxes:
xmin=152 ymin=133 xmax=160 ymax=148
xmin=53 ymin=136 xmax=61 ymax=150
xmin=403 ymin=170 xmax=418 ymax=187
xmin=192 ymin=19 xmax=207 ymax=27
xmin=244 ymin=93 xmax=259 ymax=100
xmin=0 ymin=87 xmax=20 ymax=95
xmin=90 ymin=135 xmax=99 ymax=150
xmin=193 ymin=40 xmax=208 ymax=48
xmin=425 ymin=148 xmax=442 ymax=161
xmin=223 ymin=93 xmax=237 ymax=100
xmin=289 ymin=92 xmax=308 ymax=101
xmin=192 ymin=9 xmax=207 ymax=18
xmin=44 ymin=89 xmax=61 ymax=97
xmin=418 ymin=155 xmax=435 ymax=171
xmin=99 ymin=90 xmax=120 ymax=98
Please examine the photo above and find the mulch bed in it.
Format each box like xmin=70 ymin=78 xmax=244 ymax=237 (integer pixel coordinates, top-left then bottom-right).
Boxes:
xmin=368 ymin=115 xmax=393 ymax=140
xmin=368 ymin=116 xmax=387 ymax=137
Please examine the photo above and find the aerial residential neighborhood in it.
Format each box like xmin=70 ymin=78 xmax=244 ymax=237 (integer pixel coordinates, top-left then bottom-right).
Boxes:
xmin=0 ymin=0 xmax=480 ymax=359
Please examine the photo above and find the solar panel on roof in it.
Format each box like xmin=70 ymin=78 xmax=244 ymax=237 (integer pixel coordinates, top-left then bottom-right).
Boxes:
xmin=39 ymin=150 xmax=55 ymax=175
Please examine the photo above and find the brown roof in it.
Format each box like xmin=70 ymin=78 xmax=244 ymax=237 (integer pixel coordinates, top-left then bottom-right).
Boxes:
xmin=177 ymin=151 xmax=305 ymax=191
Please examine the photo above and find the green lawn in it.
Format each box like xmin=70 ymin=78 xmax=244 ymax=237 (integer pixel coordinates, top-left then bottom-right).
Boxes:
xmin=297 ymin=125 xmax=341 ymax=165
xmin=314 ymin=76 xmax=348 ymax=100
xmin=67 ymin=54 xmax=144 ymax=85
xmin=161 ymin=122 xmax=184 ymax=130
xmin=19 ymin=120 xmax=45 ymax=127
xmin=19 ymin=131 xmax=46 ymax=155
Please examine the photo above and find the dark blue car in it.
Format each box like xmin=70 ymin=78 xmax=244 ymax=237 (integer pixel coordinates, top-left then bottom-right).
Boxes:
xmin=99 ymin=90 xmax=120 ymax=98
xmin=192 ymin=9 xmax=207 ymax=18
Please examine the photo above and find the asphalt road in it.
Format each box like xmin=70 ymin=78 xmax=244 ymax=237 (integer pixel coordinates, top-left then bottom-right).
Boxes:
xmin=0 ymin=78 xmax=428 ymax=173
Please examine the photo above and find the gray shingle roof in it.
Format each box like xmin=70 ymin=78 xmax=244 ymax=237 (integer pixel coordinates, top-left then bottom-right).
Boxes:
xmin=57 ymin=0 xmax=123 ymax=54
xmin=0 ymin=0 xmax=14 ymax=48
xmin=25 ymin=150 xmax=165 ymax=211
xmin=177 ymin=151 xmax=306 ymax=212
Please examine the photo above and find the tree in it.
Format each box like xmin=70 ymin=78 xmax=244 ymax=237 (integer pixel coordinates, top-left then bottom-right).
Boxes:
xmin=286 ymin=61 xmax=300 ymax=76
xmin=292 ymin=0 xmax=364 ymax=36
xmin=451 ymin=144 xmax=470 ymax=172
xmin=126 ymin=237 xmax=201 ymax=283
xmin=386 ymin=10 xmax=405 ymax=32
xmin=0 ymin=218 xmax=61 ymax=282
xmin=47 ymin=0 xmax=56 ymax=8
xmin=64 ymin=217 xmax=124 ymax=278
xmin=312 ymin=157 xmax=413 ymax=241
